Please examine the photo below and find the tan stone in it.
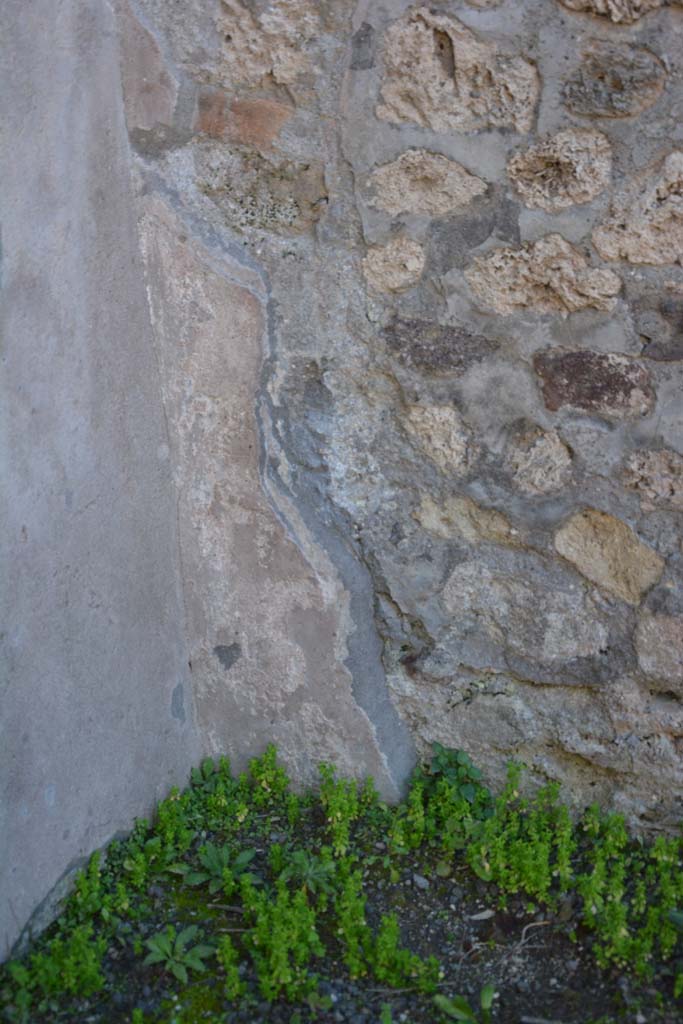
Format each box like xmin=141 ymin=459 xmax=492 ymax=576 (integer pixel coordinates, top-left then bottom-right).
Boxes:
xmin=593 ymin=152 xmax=683 ymax=267
xmin=217 ymin=0 xmax=318 ymax=87
xmin=415 ymin=494 xmax=514 ymax=544
xmin=558 ymin=0 xmax=678 ymax=23
xmin=465 ymin=234 xmax=621 ymax=316
xmin=195 ymin=92 xmax=293 ymax=148
xmin=637 ymin=612 xmax=683 ymax=692
xmin=368 ymin=150 xmax=487 ymax=218
xmin=362 ymin=237 xmax=426 ymax=294
xmin=404 ymin=405 xmax=475 ymax=474
xmin=507 ymin=129 xmax=612 ymax=212
xmin=507 ymin=428 xmax=573 ymax=494
xmin=625 ymin=449 xmax=683 ymax=511
xmin=117 ymin=0 xmax=177 ymax=133
xmin=376 ymin=9 xmax=539 ymax=134
xmin=555 ymin=509 xmax=664 ymax=605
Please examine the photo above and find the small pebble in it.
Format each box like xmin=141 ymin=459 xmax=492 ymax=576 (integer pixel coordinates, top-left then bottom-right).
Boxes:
xmin=413 ymin=873 xmax=429 ymax=890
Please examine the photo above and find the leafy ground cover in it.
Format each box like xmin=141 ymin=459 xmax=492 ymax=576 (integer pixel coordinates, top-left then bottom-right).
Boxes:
xmin=2 ymin=745 xmax=683 ymax=1023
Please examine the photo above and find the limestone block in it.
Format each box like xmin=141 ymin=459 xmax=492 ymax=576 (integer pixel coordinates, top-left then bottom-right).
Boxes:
xmin=441 ymin=560 xmax=610 ymax=661
xmin=362 ymin=237 xmax=425 ymax=294
xmin=465 ymin=235 xmax=621 ymax=316
xmin=558 ymin=0 xmax=679 ymax=23
xmin=533 ymin=349 xmax=655 ymax=420
xmin=381 ymin=317 xmax=498 ymax=375
xmin=637 ymin=612 xmax=683 ymax=692
xmin=564 ymin=42 xmax=666 ymax=119
xmin=376 ymin=9 xmax=539 ymax=134
xmin=404 ymin=404 xmax=475 ymax=474
xmin=593 ymin=152 xmax=683 ymax=266
xmin=624 ymin=449 xmax=683 ymax=510
xmin=555 ymin=509 xmax=664 ymax=604
xmin=415 ymin=495 xmax=514 ymax=545
xmin=507 ymin=129 xmax=612 ymax=211
xmin=506 ymin=427 xmax=573 ymax=494
xmin=368 ymin=150 xmax=487 ymax=218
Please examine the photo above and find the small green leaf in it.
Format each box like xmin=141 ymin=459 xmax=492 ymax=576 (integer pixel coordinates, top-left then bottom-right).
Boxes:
xmin=434 ymin=993 xmax=477 ymax=1022
xmin=480 ymin=983 xmax=495 ymax=1011
xmin=171 ymin=962 xmax=188 ymax=985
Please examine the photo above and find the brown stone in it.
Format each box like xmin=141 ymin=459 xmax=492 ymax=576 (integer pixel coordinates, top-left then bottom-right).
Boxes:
xmin=507 ymin=129 xmax=612 ymax=212
xmin=637 ymin=612 xmax=683 ymax=692
xmin=533 ymin=349 xmax=655 ymax=420
xmin=625 ymin=449 xmax=683 ymax=511
xmin=196 ymin=92 xmax=293 ymax=147
xmin=376 ymin=9 xmax=539 ymax=134
xmin=564 ymin=42 xmax=666 ymax=119
xmin=117 ymin=0 xmax=177 ymax=133
xmin=555 ymin=509 xmax=664 ymax=604
xmin=382 ymin=318 xmax=498 ymax=375
xmin=465 ymin=235 xmax=621 ymax=316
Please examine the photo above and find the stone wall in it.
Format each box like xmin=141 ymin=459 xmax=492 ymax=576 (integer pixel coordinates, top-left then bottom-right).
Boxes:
xmin=3 ymin=0 xmax=683 ymax=956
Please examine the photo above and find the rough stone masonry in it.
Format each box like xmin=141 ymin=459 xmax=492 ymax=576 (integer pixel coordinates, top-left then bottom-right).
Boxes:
xmin=2 ymin=0 xmax=683 ymax=955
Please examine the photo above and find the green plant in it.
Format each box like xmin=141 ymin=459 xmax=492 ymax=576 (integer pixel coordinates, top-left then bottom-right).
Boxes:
xmin=434 ymin=984 xmax=495 ymax=1023
xmin=216 ymin=934 xmax=245 ymax=1000
xmin=371 ymin=913 xmax=440 ymax=993
xmin=240 ymin=874 xmax=324 ymax=1000
xmin=171 ymin=842 xmax=257 ymax=896
xmin=319 ymin=763 xmax=361 ymax=856
xmin=249 ymin=744 xmax=290 ymax=806
xmin=279 ymin=848 xmax=336 ymax=900
xmin=143 ymin=925 xmax=214 ymax=984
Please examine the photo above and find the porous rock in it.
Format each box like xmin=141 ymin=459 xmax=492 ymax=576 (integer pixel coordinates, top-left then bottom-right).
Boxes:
xmin=564 ymin=42 xmax=666 ymax=119
xmin=217 ymin=0 xmax=318 ymax=87
xmin=376 ymin=9 xmax=539 ymax=134
xmin=624 ymin=449 xmax=683 ymax=511
xmin=381 ymin=317 xmax=498 ymax=375
xmin=555 ymin=508 xmax=664 ymax=604
xmin=368 ymin=150 xmax=487 ymax=218
xmin=558 ymin=0 xmax=679 ymax=23
xmin=506 ymin=426 xmax=573 ymax=494
xmin=507 ymin=129 xmax=612 ymax=211
xmin=533 ymin=349 xmax=655 ymax=420
xmin=636 ymin=611 xmax=683 ymax=691
xmin=404 ymin=404 xmax=476 ymax=474
xmin=195 ymin=143 xmax=326 ymax=233
xmin=593 ymin=152 xmax=683 ymax=266
xmin=465 ymin=234 xmax=621 ymax=315
xmin=363 ymin=237 xmax=426 ymax=294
